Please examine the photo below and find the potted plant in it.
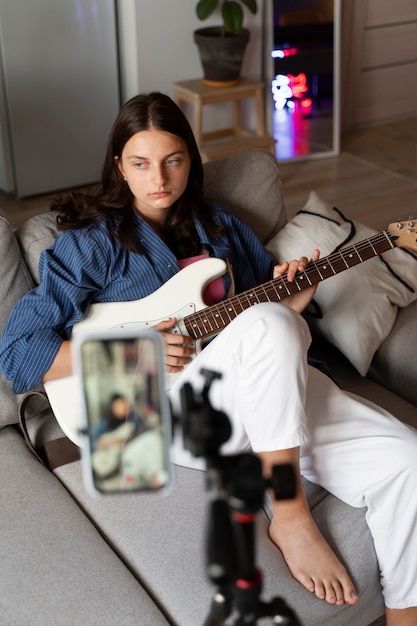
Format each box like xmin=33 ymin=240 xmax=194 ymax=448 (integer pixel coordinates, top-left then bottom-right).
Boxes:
xmin=194 ymin=0 xmax=258 ymax=86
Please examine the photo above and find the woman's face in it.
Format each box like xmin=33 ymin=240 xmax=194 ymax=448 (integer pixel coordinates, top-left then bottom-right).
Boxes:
xmin=111 ymin=397 xmax=128 ymax=419
xmin=115 ymin=128 xmax=191 ymax=227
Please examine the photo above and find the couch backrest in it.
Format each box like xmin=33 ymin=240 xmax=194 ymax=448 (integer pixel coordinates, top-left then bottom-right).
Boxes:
xmin=203 ymin=149 xmax=287 ymax=244
xmin=1 ymin=150 xmax=286 ymax=427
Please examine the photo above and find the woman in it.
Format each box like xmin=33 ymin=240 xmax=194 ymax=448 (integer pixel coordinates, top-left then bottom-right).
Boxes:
xmin=1 ymin=93 xmax=416 ymax=625
xmin=90 ymin=393 xmax=146 ymax=452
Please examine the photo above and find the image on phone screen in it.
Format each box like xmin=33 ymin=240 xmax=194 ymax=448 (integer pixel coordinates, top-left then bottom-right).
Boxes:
xmin=77 ymin=331 xmax=171 ymax=495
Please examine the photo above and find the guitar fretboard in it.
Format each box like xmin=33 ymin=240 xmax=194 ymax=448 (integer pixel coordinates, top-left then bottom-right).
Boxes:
xmin=183 ymin=230 xmax=395 ymax=341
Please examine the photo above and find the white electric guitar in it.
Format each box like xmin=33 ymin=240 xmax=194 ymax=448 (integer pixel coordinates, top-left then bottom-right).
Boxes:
xmin=44 ymin=220 xmax=417 ymax=446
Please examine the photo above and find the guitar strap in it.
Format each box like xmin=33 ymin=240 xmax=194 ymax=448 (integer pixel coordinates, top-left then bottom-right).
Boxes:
xmin=18 ymin=390 xmax=80 ymax=470
xmin=225 ymin=257 xmax=236 ymax=299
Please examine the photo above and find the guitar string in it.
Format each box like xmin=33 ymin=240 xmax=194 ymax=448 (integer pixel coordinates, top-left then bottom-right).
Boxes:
xmin=185 ymin=231 xmax=394 ymax=339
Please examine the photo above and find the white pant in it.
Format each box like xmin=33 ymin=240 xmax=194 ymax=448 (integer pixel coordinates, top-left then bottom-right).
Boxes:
xmin=169 ymin=302 xmax=417 ymax=609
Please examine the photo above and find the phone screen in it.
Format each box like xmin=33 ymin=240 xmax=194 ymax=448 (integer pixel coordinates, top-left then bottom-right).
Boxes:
xmin=76 ymin=330 xmax=171 ymax=495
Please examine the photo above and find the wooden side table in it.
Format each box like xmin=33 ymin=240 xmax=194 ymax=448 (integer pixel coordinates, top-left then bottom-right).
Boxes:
xmin=173 ymin=77 xmax=276 ymax=161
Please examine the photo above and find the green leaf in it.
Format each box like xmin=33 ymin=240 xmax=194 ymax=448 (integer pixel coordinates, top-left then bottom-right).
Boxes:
xmin=222 ymin=1 xmax=243 ymax=34
xmin=240 ymin=0 xmax=257 ymax=15
xmin=196 ymin=0 xmax=219 ymax=21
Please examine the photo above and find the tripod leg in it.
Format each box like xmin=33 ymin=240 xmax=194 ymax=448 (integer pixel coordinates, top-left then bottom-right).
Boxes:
xmin=229 ymin=511 xmax=263 ymax=623
xmin=206 ymin=498 xmax=237 ymax=586
xmin=203 ymin=589 xmax=233 ymax=626
xmin=204 ymin=497 xmax=236 ymax=625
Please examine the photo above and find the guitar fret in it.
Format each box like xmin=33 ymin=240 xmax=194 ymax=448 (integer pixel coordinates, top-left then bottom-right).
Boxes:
xmin=368 ymin=238 xmax=378 ymax=255
xmin=313 ymin=261 xmax=324 ymax=280
xmin=270 ymin=281 xmax=285 ymax=300
xmin=342 ymin=248 xmax=359 ymax=267
xmin=241 ymin=291 xmax=254 ymax=308
xmin=294 ymin=276 xmax=303 ymax=290
xmin=267 ymin=281 xmax=284 ymax=301
xmin=202 ymin=313 xmax=216 ymax=334
xmin=225 ymin=304 xmax=235 ymax=323
xmin=278 ymin=276 xmax=291 ymax=295
xmin=304 ymin=271 xmax=313 ymax=285
xmin=353 ymin=243 xmax=363 ymax=262
xmin=340 ymin=254 xmax=349 ymax=268
xmin=259 ymin=283 xmax=270 ymax=301
xmin=326 ymin=260 xmax=335 ymax=275
xmin=248 ymin=290 xmax=260 ymax=304
xmin=214 ymin=308 xmax=230 ymax=329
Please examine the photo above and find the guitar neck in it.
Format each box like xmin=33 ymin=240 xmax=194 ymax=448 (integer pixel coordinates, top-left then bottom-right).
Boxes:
xmin=183 ymin=229 xmax=395 ymax=341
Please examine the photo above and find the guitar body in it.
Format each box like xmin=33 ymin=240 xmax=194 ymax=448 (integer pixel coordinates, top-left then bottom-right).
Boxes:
xmin=44 ymin=257 xmax=227 ymax=446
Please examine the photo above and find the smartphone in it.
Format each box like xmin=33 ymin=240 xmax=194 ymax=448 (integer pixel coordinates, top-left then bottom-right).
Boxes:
xmin=73 ymin=328 xmax=172 ymax=497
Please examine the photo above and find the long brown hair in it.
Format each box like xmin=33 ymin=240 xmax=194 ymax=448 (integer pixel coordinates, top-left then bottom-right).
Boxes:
xmin=51 ymin=92 xmax=224 ymax=256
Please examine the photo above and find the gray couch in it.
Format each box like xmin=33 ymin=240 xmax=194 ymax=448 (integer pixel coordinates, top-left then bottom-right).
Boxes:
xmin=2 ymin=149 xmax=416 ymax=625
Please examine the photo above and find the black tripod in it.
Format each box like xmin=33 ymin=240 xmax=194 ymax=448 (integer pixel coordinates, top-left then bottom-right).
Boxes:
xmin=178 ymin=369 xmax=303 ymax=626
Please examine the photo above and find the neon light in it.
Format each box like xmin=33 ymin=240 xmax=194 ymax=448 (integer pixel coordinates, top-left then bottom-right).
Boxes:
xmin=271 ymin=74 xmax=292 ymax=110
xmin=272 ymin=73 xmax=312 ymax=110
xmin=288 ymin=73 xmax=309 ymax=99
xmin=271 ymin=47 xmax=298 ymax=59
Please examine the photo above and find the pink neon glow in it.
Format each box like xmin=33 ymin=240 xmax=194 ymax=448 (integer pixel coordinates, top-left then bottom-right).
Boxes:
xmin=283 ymin=47 xmax=298 ymax=57
xmin=288 ymin=73 xmax=309 ymax=99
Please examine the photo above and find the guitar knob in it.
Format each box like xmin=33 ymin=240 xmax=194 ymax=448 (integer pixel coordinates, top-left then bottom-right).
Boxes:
xmin=396 ymin=222 xmax=404 ymax=230
xmin=408 ymin=221 xmax=415 ymax=229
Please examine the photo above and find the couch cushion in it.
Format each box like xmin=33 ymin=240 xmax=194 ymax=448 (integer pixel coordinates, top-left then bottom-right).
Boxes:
xmin=266 ymin=192 xmax=417 ymax=375
xmin=0 ymin=209 xmax=36 ymax=427
xmin=54 ymin=460 xmax=384 ymax=626
xmin=0 ymin=426 xmax=170 ymax=625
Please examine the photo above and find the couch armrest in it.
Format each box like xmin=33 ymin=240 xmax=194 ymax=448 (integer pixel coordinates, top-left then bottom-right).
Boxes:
xmin=369 ymin=300 xmax=417 ymax=407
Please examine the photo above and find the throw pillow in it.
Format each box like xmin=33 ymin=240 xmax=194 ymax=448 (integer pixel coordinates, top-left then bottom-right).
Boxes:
xmin=266 ymin=191 xmax=417 ymax=375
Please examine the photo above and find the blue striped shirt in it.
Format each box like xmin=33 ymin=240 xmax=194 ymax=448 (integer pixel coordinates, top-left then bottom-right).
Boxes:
xmin=0 ymin=205 xmax=275 ymax=393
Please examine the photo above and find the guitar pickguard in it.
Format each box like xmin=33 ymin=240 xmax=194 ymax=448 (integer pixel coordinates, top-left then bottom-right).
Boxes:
xmin=107 ymin=303 xmax=196 ymax=337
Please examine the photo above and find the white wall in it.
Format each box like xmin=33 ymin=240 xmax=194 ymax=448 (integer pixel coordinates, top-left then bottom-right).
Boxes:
xmin=116 ymin=0 xmax=265 ymax=132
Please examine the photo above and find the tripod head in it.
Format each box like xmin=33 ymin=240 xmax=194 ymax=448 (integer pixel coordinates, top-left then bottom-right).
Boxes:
xmin=178 ymin=369 xmax=303 ymax=626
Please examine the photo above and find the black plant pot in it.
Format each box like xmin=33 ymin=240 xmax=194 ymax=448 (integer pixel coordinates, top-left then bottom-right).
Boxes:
xmin=194 ymin=27 xmax=250 ymax=87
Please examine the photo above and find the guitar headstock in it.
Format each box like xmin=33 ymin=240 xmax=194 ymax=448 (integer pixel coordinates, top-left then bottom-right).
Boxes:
xmin=388 ymin=219 xmax=417 ymax=252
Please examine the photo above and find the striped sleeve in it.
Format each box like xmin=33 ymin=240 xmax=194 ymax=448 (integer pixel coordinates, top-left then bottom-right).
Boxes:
xmin=0 ymin=226 xmax=112 ymax=393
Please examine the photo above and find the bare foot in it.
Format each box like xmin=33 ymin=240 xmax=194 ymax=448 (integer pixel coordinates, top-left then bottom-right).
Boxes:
xmin=269 ymin=510 xmax=359 ymax=605
xmin=258 ymin=447 xmax=358 ymax=606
